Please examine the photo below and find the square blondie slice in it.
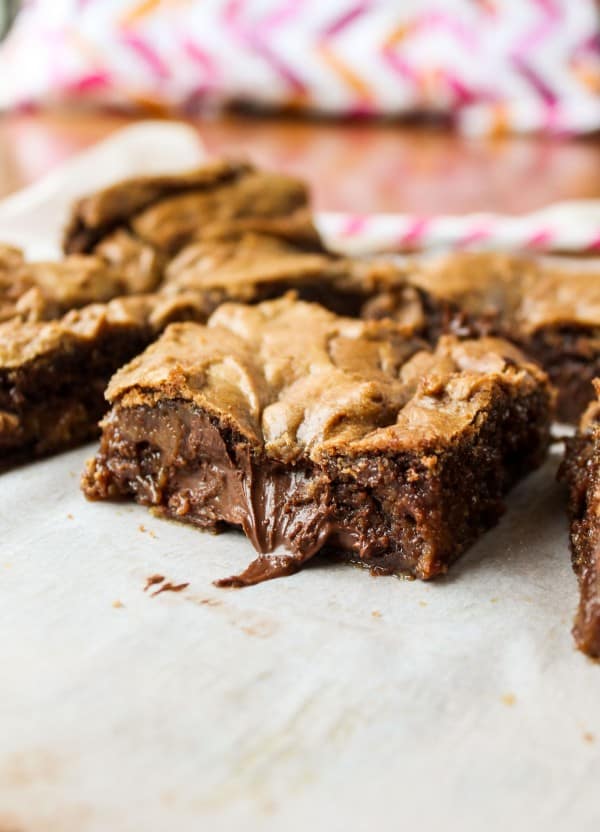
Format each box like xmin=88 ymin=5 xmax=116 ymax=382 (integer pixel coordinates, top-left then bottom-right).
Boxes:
xmin=63 ymin=160 xmax=323 ymax=270
xmin=560 ymin=381 xmax=600 ymax=657
xmin=0 ymin=292 xmax=212 ymax=468
xmin=83 ymin=296 xmax=552 ymax=586
xmin=162 ymin=231 xmax=430 ymax=326
xmin=408 ymin=252 xmax=600 ymax=423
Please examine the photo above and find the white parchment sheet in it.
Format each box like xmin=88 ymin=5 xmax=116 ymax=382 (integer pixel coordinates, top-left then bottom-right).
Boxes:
xmin=1 ymin=123 xmax=599 ymax=832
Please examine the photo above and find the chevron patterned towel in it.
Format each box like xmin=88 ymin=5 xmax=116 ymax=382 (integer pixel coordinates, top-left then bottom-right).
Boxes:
xmin=1 ymin=0 xmax=599 ymax=134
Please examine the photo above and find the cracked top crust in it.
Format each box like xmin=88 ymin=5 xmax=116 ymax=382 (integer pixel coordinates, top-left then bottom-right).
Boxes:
xmin=409 ymin=252 xmax=600 ymax=334
xmin=165 ymin=232 xmax=344 ymax=293
xmin=63 ymin=160 xmax=321 ymax=257
xmin=0 ymin=244 xmax=151 ymax=324
xmin=0 ymin=161 xmax=327 ymax=330
xmin=0 ymin=236 xmax=426 ymax=374
xmin=0 ymin=291 xmax=213 ymax=368
xmin=106 ymin=295 xmax=551 ymax=463
xmin=163 ymin=231 xmax=428 ymax=330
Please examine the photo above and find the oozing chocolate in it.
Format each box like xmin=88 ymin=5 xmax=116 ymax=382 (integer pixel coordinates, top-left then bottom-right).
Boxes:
xmin=86 ymin=402 xmax=337 ymax=584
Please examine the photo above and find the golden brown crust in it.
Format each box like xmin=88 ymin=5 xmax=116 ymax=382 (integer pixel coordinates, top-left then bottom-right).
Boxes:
xmin=409 ymin=251 xmax=600 ymax=335
xmin=165 ymin=233 xmax=342 ymax=294
xmin=63 ymin=160 xmax=322 ymax=257
xmin=163 ymin=231 xmax=427 ymax=330
xmin=1 ymin=161 xmax=327 ymax=331
xmin=408 ymin=252 xmax=527 ymax=323
xmin=63 ymin=160 xmax=252 ymax=253
xmin=408 ymin=252 xmax=600 ymax=422
xmin=93 ymin=229 xmax=163 ymax=294
xmin=0 ymin=248 xmax=145 ymax=324
xmin=0 ymin=290 xmax=216 ymax=368
xmin=84 ymin=295 xmax=552 ymax=587
xmin=518 ymin=262 xmax=600 ymax=332
xmin=107 ymin=295 xmax=551 ymax=463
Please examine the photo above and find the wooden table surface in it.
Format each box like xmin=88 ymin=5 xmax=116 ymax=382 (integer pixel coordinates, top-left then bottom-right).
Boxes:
xmin=1 ymin=110 xmax=600 ymax=214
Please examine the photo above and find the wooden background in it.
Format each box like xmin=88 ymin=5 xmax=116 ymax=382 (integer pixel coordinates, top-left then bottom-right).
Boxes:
xmin=1 ymin=111 xmax=600 ymax=214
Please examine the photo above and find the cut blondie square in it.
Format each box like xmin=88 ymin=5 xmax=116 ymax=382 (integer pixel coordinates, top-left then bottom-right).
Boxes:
xmin=63 ymin=160 xmax=323 ymax=272
xmin=408 ymin=252 xmax=600 ymax=423
xmin=560 ymin=380 xmax=600 ymax=657
xmin=83 ymin=296 xmax=553 ymax=586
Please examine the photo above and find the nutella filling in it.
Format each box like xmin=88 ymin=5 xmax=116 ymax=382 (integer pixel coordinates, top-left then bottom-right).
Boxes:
xmin=96 ymin=402 xmax=348 ymax=585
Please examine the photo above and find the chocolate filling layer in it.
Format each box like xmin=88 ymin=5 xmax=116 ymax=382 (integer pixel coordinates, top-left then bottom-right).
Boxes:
xmin=86 ymin=403 xmax=339 ymax=584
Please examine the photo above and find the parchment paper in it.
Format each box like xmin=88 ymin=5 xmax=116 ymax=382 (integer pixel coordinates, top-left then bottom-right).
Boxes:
xmin=1 ymin=123 xmax=599 ymax=832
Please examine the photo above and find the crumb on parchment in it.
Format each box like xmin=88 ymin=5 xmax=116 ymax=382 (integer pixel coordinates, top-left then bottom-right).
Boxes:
xmin=151 ymin=582 xmax=189 ymax=598
xmin=144 ymin=574 xmax=165 ymax=592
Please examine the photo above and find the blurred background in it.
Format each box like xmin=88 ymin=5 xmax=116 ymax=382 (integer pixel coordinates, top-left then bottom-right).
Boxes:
xmin=0 ymin=0 xmax=599 ymax=218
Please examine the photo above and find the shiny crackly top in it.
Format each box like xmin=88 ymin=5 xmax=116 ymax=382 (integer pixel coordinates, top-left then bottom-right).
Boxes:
xmin=165 ymin=232 xmax=345 ymax=294
xmin=0 ymin=291 xmax=213 ymax=368
xmin=0 ymin=223 xmax=430 ymax=370
xmin=0 ymin=239 xmax=425 ymax=370
xmin=0 ymin=244 xmax=150 ymax=324
xmin=409 ymin=252 xmax=600 ymax=334
xmin=107 ymin=295 xmax=549 ymax=463
xmin=164 ymin=231 xmax=427 ymax=330
xmin=63 ymin=160 xmax=320 ymax=256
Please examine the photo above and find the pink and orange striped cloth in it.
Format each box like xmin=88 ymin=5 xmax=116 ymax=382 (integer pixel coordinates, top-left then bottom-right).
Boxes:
xmin=320 ymin=203 xmax=600 ymax=256
xmin=1 ymin=0 xmax=599 ymax=134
